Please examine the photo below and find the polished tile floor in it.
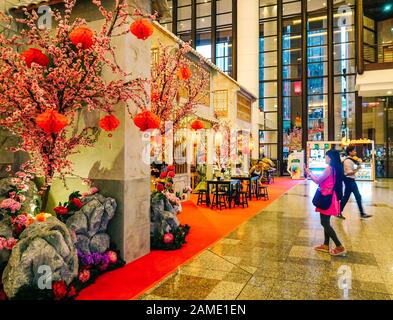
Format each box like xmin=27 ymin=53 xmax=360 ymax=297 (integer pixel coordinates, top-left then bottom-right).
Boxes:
xmin=141 ymin=179 xmax=393 ymax=300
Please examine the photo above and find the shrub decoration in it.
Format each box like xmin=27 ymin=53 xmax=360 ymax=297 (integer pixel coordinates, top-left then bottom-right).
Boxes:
xmin=150 ymin=166 xmax=190 ymax=250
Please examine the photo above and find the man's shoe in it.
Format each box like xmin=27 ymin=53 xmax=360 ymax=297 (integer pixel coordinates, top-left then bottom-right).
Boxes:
xmin=360 ymin=214 xmax=372 ymax=220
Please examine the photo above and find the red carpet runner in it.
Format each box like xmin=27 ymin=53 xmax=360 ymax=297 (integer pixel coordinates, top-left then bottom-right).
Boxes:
xmin=77 ymin=177 xmax=300 ymax=300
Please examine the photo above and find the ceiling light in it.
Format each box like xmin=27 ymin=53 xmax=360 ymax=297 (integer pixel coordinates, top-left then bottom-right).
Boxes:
xmin=388 ymin=91 xmax=392 ymax=95
xmin=384 ymin=4 xmax=393 ymax=12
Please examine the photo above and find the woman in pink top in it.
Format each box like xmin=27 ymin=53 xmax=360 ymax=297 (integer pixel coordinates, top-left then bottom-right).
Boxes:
xmin=306 ymin=149 xmax=346 ymax=256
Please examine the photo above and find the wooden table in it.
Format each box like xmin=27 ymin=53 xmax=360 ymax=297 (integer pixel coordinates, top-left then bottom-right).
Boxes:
xmin=206 ymin=179 xmax=239 ymax=209
xmin=230 ymin=175 xmax=259 ymax=200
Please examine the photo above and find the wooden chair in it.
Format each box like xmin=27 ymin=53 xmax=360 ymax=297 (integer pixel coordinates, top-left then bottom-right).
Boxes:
xmin=196 ymin=189 xmax=208 ymax=206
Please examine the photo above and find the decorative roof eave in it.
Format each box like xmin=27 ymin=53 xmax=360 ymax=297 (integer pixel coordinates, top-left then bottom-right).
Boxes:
xmin=9 ymin=0 xmax=171 ymax=17
xmin=8 ymin=0 xmax=62 ymax=13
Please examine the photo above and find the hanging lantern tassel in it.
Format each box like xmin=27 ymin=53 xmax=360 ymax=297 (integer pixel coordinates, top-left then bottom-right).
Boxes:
xmin=99 ymin=114 xmax=120 ymax=149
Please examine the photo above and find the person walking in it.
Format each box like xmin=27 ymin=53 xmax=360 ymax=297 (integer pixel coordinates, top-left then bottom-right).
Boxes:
xmin=338 ymin=145 xmax=372 ymax=220
xmin=306 ymin=149 xmax=346 ymax=256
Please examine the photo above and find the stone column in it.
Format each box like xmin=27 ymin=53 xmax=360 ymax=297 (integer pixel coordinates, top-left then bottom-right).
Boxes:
xmin=237 ymin=0 xmax=260 ymax=160
xmin=49 ymin=0 xmax=152 ymax=263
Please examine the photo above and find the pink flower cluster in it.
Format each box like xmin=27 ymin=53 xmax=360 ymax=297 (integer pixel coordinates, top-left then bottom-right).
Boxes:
xmin=0 ymin=237 xmax=17 ymax=251
xmin=0 ymin=0 xmax=149 ymax=189
xmin=0 ymin=198 xmax=22 ymax=214
xmin=150 ymin=42 xmax=210 ymax=133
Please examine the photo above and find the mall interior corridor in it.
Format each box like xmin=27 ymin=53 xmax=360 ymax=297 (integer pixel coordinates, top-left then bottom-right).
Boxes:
xmin=141 ymin=180 xmax=393 ymax=300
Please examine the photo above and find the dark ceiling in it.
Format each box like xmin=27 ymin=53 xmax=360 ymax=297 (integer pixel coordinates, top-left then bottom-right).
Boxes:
xmin=364 ymin=0 xmax=393 ymax=21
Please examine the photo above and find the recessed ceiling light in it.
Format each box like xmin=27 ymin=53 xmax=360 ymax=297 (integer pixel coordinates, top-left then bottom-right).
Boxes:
xmin=384 ymin=4 xmax=393 ymax=12
xmin=388 ymin=91 xmax=392 ymax=95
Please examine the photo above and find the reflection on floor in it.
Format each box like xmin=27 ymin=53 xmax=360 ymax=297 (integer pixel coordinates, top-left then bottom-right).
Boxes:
xmin=140 ymin=180 xmax=393 ymax=300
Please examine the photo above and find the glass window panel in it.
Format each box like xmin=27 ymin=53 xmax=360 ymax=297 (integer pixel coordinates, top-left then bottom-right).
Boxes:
xmin=177 ymin=20 xmax=191 ymax=32
xmin=334 ymin=92 xmax=356 ymax=140
xmin=308 ymin=16 xmax=327 ymax=30
xmin=260 ymin=36 xmax=278 ymax=51
xmin=260 ymin=66 xmax=278 ymax=80
xmin=308 ymin=94 xmax=327 ymax=141
xmin=265 ymin=112 xmax=278 ymax=130
xmin=196 ymin=16 xmax=211 ymax=29
xmin=308 ymin=1 xmax=327 ymax=12
xmin=283 ymin=19 xmax=302 ymax=34
xmin=196 ymin=32 xmax=212 ymax=60
xmin=334 ymin=75 xmax=356 ymax=93
xmin=308 ymin=77 xmax=328 ymax=95
xmin=260 ymin=21 xmax=277 ymax=37
xmin=363 ymin=16 xmax=375 ymax=30
xmin=177 ymin=6 xmax=191 ymax=20
xmin=334 ymin=0 xmax=355 ymax=7
xmin=283 ymin=80 xmax=304 ymax=96
xmin=217 ymin=0 xmax=232 ymax=14
xmin=308 ymin=31 xmax=327 ymax=46
xmin=217 ymin=13 xmax=232 ymax=26
xmin=260 ymin=98 xmax=278 ymax=112
xmin=196 ymin=2 xmax=211 ymax=17
xmin=178 ymin=0 xmax=191 ymax=6
xmin=262 ymin=130 xmax=278 ymax=143
xmin=333 ymin=28 xmax=355 ymax=42
xmin=363 ymin=28 xmax=376 ymax=45
xmin=261 ymin=82 xmax=278 ymax=97
xmin=333 ymin=42 xmax=355 ymax=60
xmin=283 ymin=64 xmax=302 ymax=79
xmin=260 ymin=5 xmax=278 ymax=19
xmin=260 ymin=51 xmax=278 ymax=67
xmin=282 ymin=48 xmax=302 ymax=65
xmin=260 ymin=0 xmax=277 ymax=6
xmin=283 ymin=2 xmax=301 ymax=16
xmin=307 ymin=46 xmax=327 ymax=62
xmin=333 ymin=9 xmax=354 ymax=29
xmin=334 ymin=59 xmax=356 ymax=75
xmin=308 ymin=62 xmax=328 ymax=77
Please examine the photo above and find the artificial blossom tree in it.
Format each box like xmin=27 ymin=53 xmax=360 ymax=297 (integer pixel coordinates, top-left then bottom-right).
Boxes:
xmin=0 ymin=0 xmax=152 ymax=210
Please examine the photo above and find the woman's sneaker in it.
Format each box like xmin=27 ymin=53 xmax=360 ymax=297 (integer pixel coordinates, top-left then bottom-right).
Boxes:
xmin=330 ymin=247 xmax=347 ymax=257
xmin=314 ymin=244 xmax=330 ymax=253
xmin=360 ymin=214 xmax=372 ymax=220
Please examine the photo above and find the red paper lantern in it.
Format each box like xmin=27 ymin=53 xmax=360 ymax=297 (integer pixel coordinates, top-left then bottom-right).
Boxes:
xmin=191 ymin=119 xmax=204 ymax=131
xmin=133 ymin=111 xmax=160 ymax=132
xmin=21 ymin=48 xmax=50 ymax=68
xmin=36 ymin=110 xmax=68 ymax=134
xmin=99 ymin=114 xmax=120 ymax=132
xmin=130 ymin=19 xmax=154 ymax=40
xmin=69 ymin=26 xmax=94 ymax=50
xmin=177 ymin=67 xmax=192 ymax=81
xmin=294 ymin=81 xmax=302 ymax=96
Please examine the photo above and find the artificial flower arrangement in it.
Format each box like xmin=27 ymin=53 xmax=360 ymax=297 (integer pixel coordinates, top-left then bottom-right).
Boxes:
xmin=11 ymin=248 xmax=124 ymax=300
xmin=53 ymin=191 xmax=86 ymax=223
xmin=153 ymin=165 xmax=184 ymax=214
xmin=2 ymin=187 xmax=125 ymax=300
xmin=151 ymin=166 xmax=190 ymax=250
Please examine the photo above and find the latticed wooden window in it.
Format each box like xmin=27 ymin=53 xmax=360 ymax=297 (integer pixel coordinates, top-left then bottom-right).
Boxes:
xmin=213 ymin=90 xmax=228 ymax=117
xmin=237 ymin=93 xmax=251 ymax=122
xmin=151 ymin=48 xmax=159 ymax=66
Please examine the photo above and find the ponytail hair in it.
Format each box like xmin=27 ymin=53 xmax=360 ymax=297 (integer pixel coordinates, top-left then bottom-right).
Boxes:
xmin=326 ymin=149 xmax=343 ymax=200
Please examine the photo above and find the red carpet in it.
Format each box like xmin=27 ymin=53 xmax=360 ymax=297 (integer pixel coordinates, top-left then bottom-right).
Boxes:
xmin=77 ymin=177 xmax=300 ymax=300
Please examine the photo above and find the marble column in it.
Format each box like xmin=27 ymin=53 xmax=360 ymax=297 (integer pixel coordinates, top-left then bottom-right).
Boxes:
xmin=48 ymin=0 xmax=153 ymax=263
xmin=237 ymin=0 xmax=260 ymax=160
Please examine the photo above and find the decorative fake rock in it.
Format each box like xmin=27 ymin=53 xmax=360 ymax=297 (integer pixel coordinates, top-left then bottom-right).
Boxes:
xmin=66 ymin=193 xmax=116 ymax=255
xmin=2 ymin=217 xmax=78 ymax=298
